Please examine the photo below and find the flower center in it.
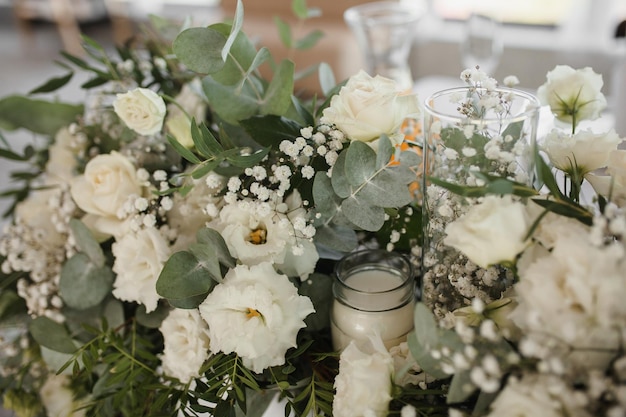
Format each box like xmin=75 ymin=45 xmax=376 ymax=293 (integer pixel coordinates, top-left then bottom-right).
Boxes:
xmin=245 ymin=308 xmax=262 ymax=319
xmin=247 ymin=227 xmax=267 ymax=245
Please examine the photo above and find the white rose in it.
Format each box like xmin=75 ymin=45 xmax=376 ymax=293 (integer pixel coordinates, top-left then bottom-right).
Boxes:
xmin=542 ymin=128 xmax=620 ymax=175
xmin=443 ymin=195 xmax=530 ymax=268
xmin=198 ymin=262 xmax=314 ymax=373
xmin=486 ymin=375 xmax=579 ymax=417
xmin=587 ymin=149 xmax=626 ymax=204
xmin=160 ymin=308 xmax=211 ymax=383
xmin=322 ymin=70 xmax=420 ymax=143
xmin=112 ymin=228 xmax=171 ymax=313
xmin=40 ymin=374 xmax=87 ymax=417
xmin=113 ymin=87 xmax=166 ymax=135
xmin=70 ymin=152 xmax=143 ymax=219
xmin=15 ymin=188 xmax=66 ymax=249
xmin=537 ymin=65 xmax=607 ymax=123
xmin=333 ymin=335 xmax=393 ymax=417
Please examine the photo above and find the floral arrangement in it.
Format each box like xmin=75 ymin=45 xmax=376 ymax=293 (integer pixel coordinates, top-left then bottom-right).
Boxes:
xmin=0 ymin=1 xmax=624 ymax=416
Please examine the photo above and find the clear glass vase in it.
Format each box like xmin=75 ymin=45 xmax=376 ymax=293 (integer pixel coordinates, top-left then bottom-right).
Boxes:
xmin=344 ymin=1 xmax=426 ymax=91
xmin=421 ymin=86 xmax=540 ymax=319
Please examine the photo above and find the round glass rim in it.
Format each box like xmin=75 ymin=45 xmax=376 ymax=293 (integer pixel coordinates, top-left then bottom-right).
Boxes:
xmin=423 ymin=86 xmax=541 ymax=125
xmin=334 ymin=249 xmax=414 ymax=295
xmin=344 ymin=1 xmax=426 ymax=26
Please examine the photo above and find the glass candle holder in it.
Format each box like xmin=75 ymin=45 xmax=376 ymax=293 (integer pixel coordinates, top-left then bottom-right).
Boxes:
xmin=331 ymin=249 xmax=415 ymax=351
xmin=344 ymin=1 xmax=426 ymax=91
xmin=421 ymin=86 xmax=540 ymax=319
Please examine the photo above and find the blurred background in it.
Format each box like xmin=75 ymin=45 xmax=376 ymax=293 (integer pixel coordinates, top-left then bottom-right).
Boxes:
xmin=0 ymin=0 xmax=625 ymax=217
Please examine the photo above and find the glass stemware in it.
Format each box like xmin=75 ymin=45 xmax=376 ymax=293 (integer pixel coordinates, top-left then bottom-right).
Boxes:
xmin=460 ymin=13 xmax=503 ymax=75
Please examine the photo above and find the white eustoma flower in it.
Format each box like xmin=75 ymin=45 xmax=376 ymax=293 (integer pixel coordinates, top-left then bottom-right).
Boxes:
xmin=112 ymin=227 xmax=170 ymax=313
xmin=40 ymin=374 xmax=87 ymax=417
xmin=486 ymin=375 xmax=584 ymax=417
xmin=443 ymin=195 xmax=530 ymax=268
xmin=70 ymin=152 xmax=143 ymax=220
xmin=160 ymin=308 xmax=211 ymax=383
xmin=333 ymin=335 xmax=393 ymax=417
xmin=198 ymin=262 xmax=314 ymax=373
xmin=537 ymin=65 xmax=607 ymax=124
xmin=113 ymin=87 xmax=166 ymax=135
xmin=322 ymin=70 xmax=420 ymax=143
xmin=542 ymin=128 xmax=620 ymax=176
xmin=512 ymin=232 xmax=626 ymax=371
xmin=587 ymin=149 xmax=626 ymax=204
xmin=210 ymin=193 xmax=318 ymax=279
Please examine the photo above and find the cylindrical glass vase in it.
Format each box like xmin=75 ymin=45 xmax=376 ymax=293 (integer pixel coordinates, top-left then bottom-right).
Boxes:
xmin=421 ymin=86 xmax=540 ymax=319
xmin=344 ymin=1 xmax=426 ymax=91
xmin=331 ymin=249 xmax=415 ymax=351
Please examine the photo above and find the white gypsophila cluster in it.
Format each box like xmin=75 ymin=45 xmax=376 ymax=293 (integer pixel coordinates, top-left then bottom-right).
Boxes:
xmin=422 ymin=71 xmax=533 ymax=318
xmin=0 ymin=187 xmax=77 ymax=322
xmin=278 ymin=124 xmax=345 ymax=175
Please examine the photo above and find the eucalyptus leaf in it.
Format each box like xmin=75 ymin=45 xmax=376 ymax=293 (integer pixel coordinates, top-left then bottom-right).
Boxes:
xmin=173 ymin=27 xmax=226 ymax=74
xmin=413 ymin=303 xmax=439 ymax=349
xmin=59 ymin=253 xmax=114 ymax=310
xmin=208 ymin=23 xmax=258 ymax=86
xmin=358 ymin=170 xmax=413 ymax=208
xmin=260 ymin=59 xmax=295 ymax=116
xmin=291 ymin=0 xmax=308 ymax=19
xmin=274 ymin=16 xmax=292 ymax=48
xmin=222 ymin=0 xmax=244 ymax=62
xmin=318 ymin=63 xmax=336 ymax=97
xmin=29 ymin=316 xmax=76 ymax=354
xmin=344 ymin=141 xmax=376 ymax=187
xmin=196 ymin=227 xmax=236 ymax=268
xmin=202 ymin=77 xmax=259 ymax=124
xmin=69 ymin=218 xmax=105 ymax=267
xmin=407 ymin=331 xmax=449 ymax=380
xmin=294 ymin=30 xmax=324 ymax=50
xmin=447 ymin=370 xmax=476 ymax=404
xmin=156 ymin=251 xmax=216 ymax=301
xmin=375 ymin=135 xmax=393 ymax=170
xmin=341 ymin=197 xmax=385 ymax=231
xmin=312 ymin=172 xmax=343 ymax=222
xmin=136 ymin=303 xmax=170 ymax=329
xmin=298 ymin=273 xmax=333 ymax=331
xmin=0 ymin=96 xmax=82 ymax=135
xmin=188 ymin=243 xmax=223 ymax=282
xmin=330 ymin=151 xmax=351 ymax=198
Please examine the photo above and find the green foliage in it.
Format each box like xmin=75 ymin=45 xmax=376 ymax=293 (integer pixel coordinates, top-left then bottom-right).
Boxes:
xmin=0 ymin=96 xmax=83 ymax=136
xmin=318 ymin=137 xmax=420 ymax=232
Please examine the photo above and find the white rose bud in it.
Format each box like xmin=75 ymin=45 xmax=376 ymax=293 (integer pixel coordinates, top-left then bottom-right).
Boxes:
xmin=113 ymin=87 xmax=166 ymax=135
xmin=322 ymin=70 xmax=420 ymax=143
xmin=444 ymin=195 xmax=530 ymax=268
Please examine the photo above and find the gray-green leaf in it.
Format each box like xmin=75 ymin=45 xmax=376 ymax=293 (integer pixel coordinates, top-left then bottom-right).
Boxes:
xmin=69 ymin=218 xmax=105 ymax=267
xmin=59 ymin=253 xmax=114 ymax=310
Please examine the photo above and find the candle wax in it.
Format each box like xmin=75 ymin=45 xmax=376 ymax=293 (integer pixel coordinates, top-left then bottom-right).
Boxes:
xmin=331 ymin=268 xmax=415 ymax=351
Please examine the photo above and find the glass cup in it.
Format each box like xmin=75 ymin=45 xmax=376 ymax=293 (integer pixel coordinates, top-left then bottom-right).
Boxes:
xmin=421 ymin=86 xmax=540 ymax=318
xmin=331 ymin=249 xmax=415 ymax=351
xmin=344 ymin=1 xmax=426 ymax=91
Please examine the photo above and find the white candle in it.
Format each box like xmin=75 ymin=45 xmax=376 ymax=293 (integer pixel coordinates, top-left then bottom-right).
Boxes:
xmin=331 ymin=268 xmax=415 ymax=351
